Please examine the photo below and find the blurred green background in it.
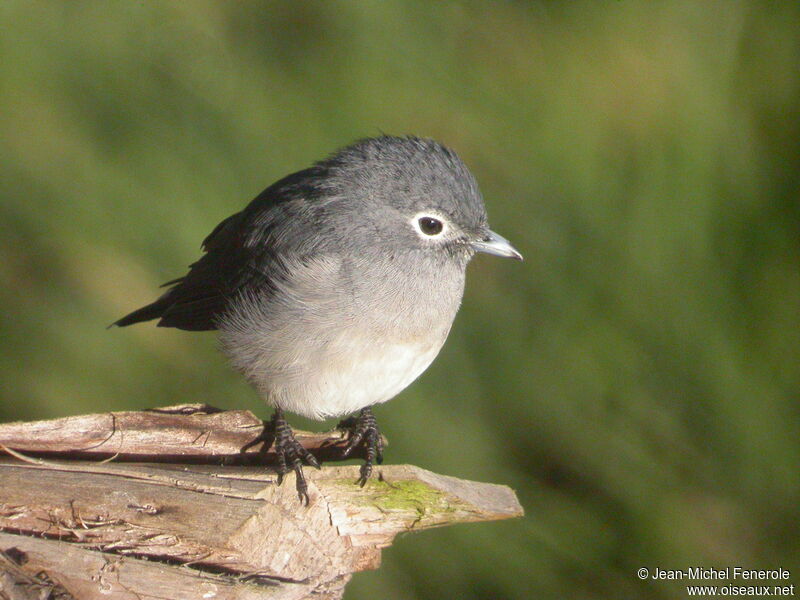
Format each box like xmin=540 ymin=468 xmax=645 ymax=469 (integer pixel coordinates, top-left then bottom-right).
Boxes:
xmin=1 ymin=1 xmax=798 ymax=598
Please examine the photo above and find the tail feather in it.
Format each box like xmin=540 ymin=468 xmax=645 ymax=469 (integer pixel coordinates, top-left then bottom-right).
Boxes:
xmin=113 ymin=296 xmax=171 ymax=328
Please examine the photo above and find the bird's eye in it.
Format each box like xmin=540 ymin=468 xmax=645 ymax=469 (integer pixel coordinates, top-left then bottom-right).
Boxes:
xmin=417 ymin=216 xmax=444 ymax=236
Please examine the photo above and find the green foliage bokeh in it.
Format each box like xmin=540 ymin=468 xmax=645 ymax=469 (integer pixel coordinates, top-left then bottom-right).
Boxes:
xmin=1 ymin=2 xmax=798 ymax=599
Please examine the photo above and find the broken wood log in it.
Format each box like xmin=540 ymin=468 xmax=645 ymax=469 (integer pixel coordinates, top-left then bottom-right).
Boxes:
xmin=0 ymin=406 xmax=523 ymax=600
xmin=0 ymin=403 xmax=363 ymax=465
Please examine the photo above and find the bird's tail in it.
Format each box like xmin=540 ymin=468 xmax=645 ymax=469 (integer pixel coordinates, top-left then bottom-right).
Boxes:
xmin=112 ymin=293 xmax=173 ymax=328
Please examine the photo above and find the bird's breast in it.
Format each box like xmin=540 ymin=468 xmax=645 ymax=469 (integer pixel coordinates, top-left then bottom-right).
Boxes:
xmin=217 ymin=253 xmax=465 ymax=419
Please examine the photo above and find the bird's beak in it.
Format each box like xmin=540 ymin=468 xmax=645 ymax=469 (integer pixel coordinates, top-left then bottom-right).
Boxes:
xmin=471 ymin=230 xmax=523 ymax=261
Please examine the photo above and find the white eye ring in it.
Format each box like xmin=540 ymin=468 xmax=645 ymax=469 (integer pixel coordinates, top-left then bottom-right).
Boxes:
xmin=410 ymin=212 xmax=448 ymax=238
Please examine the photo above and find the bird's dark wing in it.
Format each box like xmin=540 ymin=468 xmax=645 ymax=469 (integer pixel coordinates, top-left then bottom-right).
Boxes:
xmin=114 ymin=210 xmax=256 ymax=331
xmin=157 ymin=211 xmax=251 ymax=330
xmin=114 ymin=166 xmax=327 ymax=331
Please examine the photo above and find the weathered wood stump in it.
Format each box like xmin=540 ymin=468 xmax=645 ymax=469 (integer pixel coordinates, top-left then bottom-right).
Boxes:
xmin=0 ymin=405 xmax=523 ymax=600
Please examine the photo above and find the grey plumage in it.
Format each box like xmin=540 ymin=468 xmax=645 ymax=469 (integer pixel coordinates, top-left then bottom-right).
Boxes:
xmin=115 ymin=135 xmax=521 ymax=495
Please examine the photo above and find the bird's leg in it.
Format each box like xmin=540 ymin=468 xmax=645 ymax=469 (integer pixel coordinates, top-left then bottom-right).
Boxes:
xmin=269 ymin=408 xmax=320 ymax=505
xmin=339 ymin=407 xmax=383 ymax=487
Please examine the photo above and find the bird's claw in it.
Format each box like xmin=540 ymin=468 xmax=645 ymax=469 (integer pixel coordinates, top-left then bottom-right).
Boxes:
xmin=339 ymin=408 xmax=383 ymax=486
xmin=271 ymin=409 xmax=320 ymax=505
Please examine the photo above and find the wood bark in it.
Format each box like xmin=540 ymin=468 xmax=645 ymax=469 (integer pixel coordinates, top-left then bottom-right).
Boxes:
xmin=0 ymin=406 xmax=523 ymax=600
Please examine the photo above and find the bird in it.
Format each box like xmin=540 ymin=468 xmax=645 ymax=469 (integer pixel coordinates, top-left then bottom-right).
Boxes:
xmin=114 ymin=135 xmax=522 ymax=503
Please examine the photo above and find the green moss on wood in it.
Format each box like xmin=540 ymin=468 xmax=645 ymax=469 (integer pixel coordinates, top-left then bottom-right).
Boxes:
xmin=336 ymin=478 xmax=458 ymax=517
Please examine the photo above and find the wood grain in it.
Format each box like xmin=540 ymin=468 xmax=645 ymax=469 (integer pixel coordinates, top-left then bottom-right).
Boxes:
xmin=0 ymin=404 xmax=360 ymax=464
xmin=0 ymin=407 xmax=523 ymax=599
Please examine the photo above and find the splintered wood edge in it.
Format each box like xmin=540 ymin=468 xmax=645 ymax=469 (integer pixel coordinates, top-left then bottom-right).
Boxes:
xmin=0 ymin=532 xmax=349 ymax=600
xmin=313 ymin=465 xmax=523 ymax=518
xmin=0 ymin=460 xmax=523 ymax=587
xmin=0 ymin=404 xmax=383 ymax=463
xmin=0 ymin=407 xmax=524 ymax=597
xmin=0 ymin=460 xmax=524 ymax=525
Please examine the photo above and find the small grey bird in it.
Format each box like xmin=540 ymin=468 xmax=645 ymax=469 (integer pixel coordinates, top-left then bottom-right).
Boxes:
xmin=115 ymin=135 xmax=521 ymax=502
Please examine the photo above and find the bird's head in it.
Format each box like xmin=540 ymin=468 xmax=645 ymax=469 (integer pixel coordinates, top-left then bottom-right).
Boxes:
xmin=319 ymin=135 xmax=522 ymax=265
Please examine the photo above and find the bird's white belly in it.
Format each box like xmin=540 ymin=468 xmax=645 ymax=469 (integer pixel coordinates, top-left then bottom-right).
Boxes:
xmin=274 ymin=340 xmax=442 ymax=420
xmin=217 ymin=254 xmax=462 ymax=421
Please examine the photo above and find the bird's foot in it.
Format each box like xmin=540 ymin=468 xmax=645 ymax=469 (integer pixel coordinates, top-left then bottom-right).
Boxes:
xmin=270 ymin=409 xmax=320 ymax=505
xmin=338 ymin=407 xmax=383 ymax=487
